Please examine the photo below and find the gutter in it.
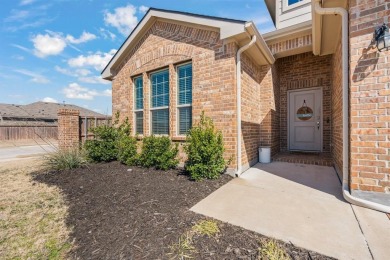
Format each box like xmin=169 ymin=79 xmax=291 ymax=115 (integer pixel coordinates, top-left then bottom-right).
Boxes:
xmin=236 ymin=35 xmax=256 ymax=176
xmin=314 ymin=0 xmax=390 ymax=213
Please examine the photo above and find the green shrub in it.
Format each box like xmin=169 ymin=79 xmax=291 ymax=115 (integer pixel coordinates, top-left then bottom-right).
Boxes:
xmin=43 ymin=149 xmax=88 ymax=170
xmin=84 ymin=124 xmax=118 ymax=162
xmin=184 ymin=112 xmax=229 ymax=181
xmin=117 ymin=135 xmax=138 ymax=166
xmin=138 ymin=135 xmax=179 ymax=170
xmin=84 ymin=113 xmax=133 ymax=163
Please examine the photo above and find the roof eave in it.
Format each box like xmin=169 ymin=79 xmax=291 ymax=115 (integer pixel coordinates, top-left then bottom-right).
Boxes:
xmin=101 ymin=8 xmax=248 ymax=80
xmin=245 ymin=22 xmax=275 ymax=65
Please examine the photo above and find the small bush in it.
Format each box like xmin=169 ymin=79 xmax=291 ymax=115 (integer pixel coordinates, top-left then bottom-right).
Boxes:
xmin=168 ymin=232 xmax=196 ymax=260
xmin=192 ymin=219 xmax=220 ymax=238
xmin=43 ymin=149 xmax=88 ymax=170
xmin=258 ymin=239 xmax=290 ymax=260
xmin=117 ymin=135 xmax=138 ymax=166
xmin=184 ymin=112 xmax=229 ymax=181
xmin=84 ymin=124 xmax=119 ymax=162
xmin=138 ymin=136 xmax=179 ymax=170
xmin=84 ymin=113 xmax=133 ymax=163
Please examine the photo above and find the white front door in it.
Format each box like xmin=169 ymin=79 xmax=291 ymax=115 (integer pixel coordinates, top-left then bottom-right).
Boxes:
xmin=288 ymin=88 xmax=322 ymax=151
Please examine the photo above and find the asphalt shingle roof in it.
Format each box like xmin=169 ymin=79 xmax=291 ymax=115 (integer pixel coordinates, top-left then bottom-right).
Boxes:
xmin=0 ymin=102 xmax=107 ymax=119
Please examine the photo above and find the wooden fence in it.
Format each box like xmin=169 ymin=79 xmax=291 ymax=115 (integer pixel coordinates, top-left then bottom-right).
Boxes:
xmin=80 ymin=116 xmax=112 ymax=143
xmin=0 ymin=125 xmax=58 ymax=141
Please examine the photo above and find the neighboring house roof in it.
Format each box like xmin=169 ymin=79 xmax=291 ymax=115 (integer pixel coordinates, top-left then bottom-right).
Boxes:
xmin=102 ymin=8 xmax=275 ymax=80
xmin=0 ymin=102 xmax=107 ymax=120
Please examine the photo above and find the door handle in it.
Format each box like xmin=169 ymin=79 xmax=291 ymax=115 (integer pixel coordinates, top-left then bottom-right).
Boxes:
xmin=317 ymin=121 xmax=320 ymax=130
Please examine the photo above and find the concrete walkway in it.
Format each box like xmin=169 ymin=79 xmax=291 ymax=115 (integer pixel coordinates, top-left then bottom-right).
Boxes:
xmin=0 ymin=143 xmax=57 ymax=163
xmin=191 ymin=162 xmax=390 ymax=260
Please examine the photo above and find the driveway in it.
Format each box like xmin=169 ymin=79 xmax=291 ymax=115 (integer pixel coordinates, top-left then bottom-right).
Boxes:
xmin=0 ymin=143 xmax=57 ymax=163
xmin=191 ymin=162 xmax=390 ymax=260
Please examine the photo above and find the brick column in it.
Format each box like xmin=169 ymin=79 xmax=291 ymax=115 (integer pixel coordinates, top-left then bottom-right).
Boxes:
xmin=349 ymin=0 xmax=390 ymax=193
xmin=58 ymin=109 xmax=80 ymax=150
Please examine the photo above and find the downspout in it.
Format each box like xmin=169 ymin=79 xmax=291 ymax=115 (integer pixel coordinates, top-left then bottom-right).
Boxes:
xmin=236 ymin=35 xmax=256 ymax=177
xmin=314 ymin=0 xmax=390 ymax=213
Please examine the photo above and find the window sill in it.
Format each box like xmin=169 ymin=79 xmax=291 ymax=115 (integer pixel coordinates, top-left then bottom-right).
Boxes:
xmin=172 ymin=136 xmax=186 ymax=142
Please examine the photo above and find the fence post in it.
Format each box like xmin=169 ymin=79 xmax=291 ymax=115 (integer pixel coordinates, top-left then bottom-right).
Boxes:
xmin=58 ymin=109 xmax=80 ymax=150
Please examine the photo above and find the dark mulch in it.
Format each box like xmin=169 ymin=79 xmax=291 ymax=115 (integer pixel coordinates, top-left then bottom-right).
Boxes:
xmin=34 ymin=162 xmax=334 ymax=260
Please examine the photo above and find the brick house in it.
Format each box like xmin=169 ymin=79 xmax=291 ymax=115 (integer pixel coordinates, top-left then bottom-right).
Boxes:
xmin=102 ymin=1 xmax=389 ymax=210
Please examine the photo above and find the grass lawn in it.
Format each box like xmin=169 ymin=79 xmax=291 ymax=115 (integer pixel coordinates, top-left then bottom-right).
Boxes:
xmin=28 ymin=161 xmax=332 ymax=260
xmin=0 ymin=159 xmax=71 ymax=259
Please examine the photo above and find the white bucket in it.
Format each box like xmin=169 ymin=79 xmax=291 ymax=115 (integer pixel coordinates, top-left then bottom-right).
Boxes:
xmin=259 ymin=146 xmax=271 ymax=163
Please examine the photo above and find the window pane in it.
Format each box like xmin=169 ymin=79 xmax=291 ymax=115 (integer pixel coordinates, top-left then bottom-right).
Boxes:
xmin=151 ymin=70 xmax=169 ymax=108
xmin=177 ymin=64 xmax=192 ymax=105
xmin=179 ymin=107 xmax=192 ymax=135
xmin=135 ymin=111 xmax=143 ymax=134
xmin=152 ymin=109 xmax=169 ymax=135
xmin=134 ymin=76 xmax=143 ymax=110
xmin=288 ymin=0 xmax=302 ymax=5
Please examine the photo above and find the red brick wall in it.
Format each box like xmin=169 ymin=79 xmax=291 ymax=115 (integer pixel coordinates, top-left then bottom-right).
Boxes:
xmin=112 ymin=20 xmax=238 ymax=171
xmin=58 ymin=109 xmax=80 ymax=150
xmin=277 ymin=52 xmax=332 ymax=152
xmin=259 ymin=64 xmax=280 ymax=156
xmin=349 ymin=0 xmax=390 ymax=193
xmin=241 ymin=53 xmax=262 ymax=167
xmin=331 ymin=37 xmax=343 ymax=178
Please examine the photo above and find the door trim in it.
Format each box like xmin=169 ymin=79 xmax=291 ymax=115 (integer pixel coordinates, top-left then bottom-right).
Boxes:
xmin=287 ymin=87 xmax=323 ymax=152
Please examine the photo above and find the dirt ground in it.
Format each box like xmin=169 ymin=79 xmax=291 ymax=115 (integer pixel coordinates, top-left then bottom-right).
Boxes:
xmin=35 ymin=161 xmax=334 ymax=259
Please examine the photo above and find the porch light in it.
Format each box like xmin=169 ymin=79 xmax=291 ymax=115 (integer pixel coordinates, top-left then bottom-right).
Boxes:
xmin=374 ymin=23 xmax=390 ymax=52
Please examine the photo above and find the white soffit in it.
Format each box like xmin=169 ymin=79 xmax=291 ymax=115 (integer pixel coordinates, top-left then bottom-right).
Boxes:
xmin=312 ymin=0 xmax=347 ymax=56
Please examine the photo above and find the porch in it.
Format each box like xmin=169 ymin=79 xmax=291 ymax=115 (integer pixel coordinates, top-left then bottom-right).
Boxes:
xmin=192 ymin=162 xmax=390 ymax=259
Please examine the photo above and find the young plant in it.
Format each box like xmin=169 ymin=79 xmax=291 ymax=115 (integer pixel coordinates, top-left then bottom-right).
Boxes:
xmin=184 ymin=112 xmax=229 ymax=181
xmin=137 ymin=135 xmax=179 ymax=170
xmin=84 ymin=112 xmax=137 ymax=163
xmin=117 ymin=135 xmax=138 ymax=166
xmin=192 ymin=219 xmax=220 ymax=238
xmin=43 ymin=148 xmax=88 ymax=171
xmin=258 ymin=239 xmax=291 ymax=260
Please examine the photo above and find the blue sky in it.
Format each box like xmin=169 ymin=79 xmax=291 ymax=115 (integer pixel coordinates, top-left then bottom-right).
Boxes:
xmin=0 ymin=0 xmax=274 ymax=115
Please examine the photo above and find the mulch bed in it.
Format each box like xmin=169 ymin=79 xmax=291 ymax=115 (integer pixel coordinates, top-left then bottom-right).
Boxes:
xmin=34 ymin=162 xmax=334 ymax=259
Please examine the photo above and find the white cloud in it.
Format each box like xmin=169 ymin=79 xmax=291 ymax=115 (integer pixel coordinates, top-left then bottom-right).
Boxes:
xmin=55 ymin=66 xmax=92 ymax=77
xmin=66 ymin=31 xmax=97 ymax=44
xmin=5 ymin=10 xmax=30 ymax=22
xmin=99 ymin=28 xmax=116 ymax=40
xmin=11 ymin=44 xmax=31 ymax=53
xmin=31 ymin=32 xmax=67 ymax=58
xmin=20 ymin=0 xmax=36 ymax=5
xmin=14 ymin=69 xmax=50 ymax=84
xmin=79 ymin=76 xmax=110 ymax=85
xmin=42 ymin=97 xmax=58 ymax=103
xmin=12 ymin=55 xmax=25 ymax=60
xmin=139 ymin=5 xmax=149 ymax=14
xmin=104 ymin=4 xmax=138 ymax=36
xmin=67 ymin=49 xmax=116 ymax=71
xmin=62 ymin=83 xmax=111 ymax=100
xmin=31 ymin=30 xmax=97 ymax=58
xmin=75 ymin=69 xmax=92 ymax=76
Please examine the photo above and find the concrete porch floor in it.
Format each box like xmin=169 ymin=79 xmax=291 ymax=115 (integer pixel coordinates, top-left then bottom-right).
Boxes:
xmin=191 ymin=162 xmax=390 ymax=260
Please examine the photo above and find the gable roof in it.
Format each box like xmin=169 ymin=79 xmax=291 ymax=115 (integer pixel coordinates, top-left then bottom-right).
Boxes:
xmin=0 ymin=102 xmax=107 ymax=120
xmin=101 ymin=8 xmax=275 ymax=80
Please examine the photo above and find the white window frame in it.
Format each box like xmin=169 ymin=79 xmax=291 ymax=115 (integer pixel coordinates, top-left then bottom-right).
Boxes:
xmin=149 ymin=68 xmax=170 ymax=136
xmin=283 ymin=0 xmax=310 ymax=12
xmin=176 ymin=62 xmax=192 ymax=136
xmin=133 ymin=75 xmax=144 ymax=136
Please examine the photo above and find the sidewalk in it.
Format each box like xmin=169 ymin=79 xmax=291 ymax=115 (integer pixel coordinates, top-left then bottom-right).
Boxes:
xmin=191 ymin=162 xmax=390 ymax=260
